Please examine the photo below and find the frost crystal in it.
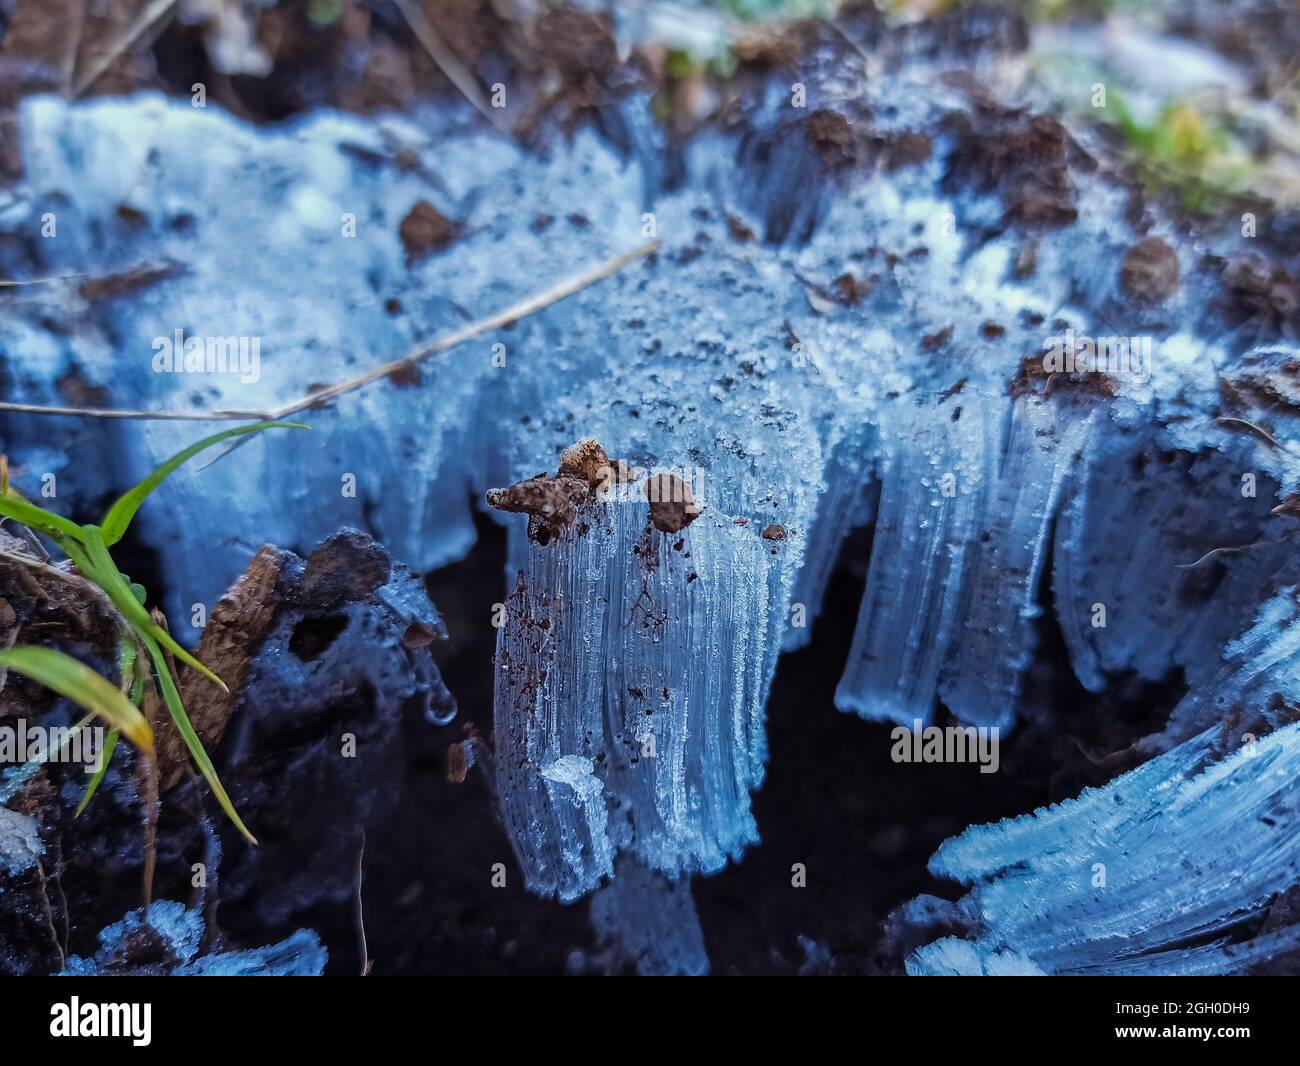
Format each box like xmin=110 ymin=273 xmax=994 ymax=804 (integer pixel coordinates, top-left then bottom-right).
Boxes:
xmin=588 ymin=857 xmax=709 ymax=976
xmin=0 ymin=809 xmax=42 ymax=878
xmin=911 ymin=720 xmax=1300 ymax=975
xmin=62 ymin=900 xmax=326 ymax=976
xmin=1 ymin=10 xmax=1297 ymax=975
xmin=494 ymin=478 xmax=782 ymax=898
xmin=909 ymin=584 xmax=1300 ymax=975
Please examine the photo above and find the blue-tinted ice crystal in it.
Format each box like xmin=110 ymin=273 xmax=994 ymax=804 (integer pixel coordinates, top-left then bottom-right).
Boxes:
xmin=1 ymin=14 xmax=1297 ymax=974
xmin=62 ymin=900 xmax=326 ymax=976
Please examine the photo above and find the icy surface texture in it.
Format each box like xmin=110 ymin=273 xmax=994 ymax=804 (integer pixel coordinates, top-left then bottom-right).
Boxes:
xmin=1052 ymin=429 xmax=1291 ymax=699
xmin=836 ymin=391 xmax=1004 ymax=726
xmin=1 ymin=9 xmax=1297 ymax=913
xmin=910 ymin=940 xmax=1045 ymax=977
xmin=910 ymin=607 xmax=1300 ymax=977
xmin=63 ymin=900 xmax=325 ymax=976
xmin=0 ymin=808 xmax=57 ymax=975
xmin=7 ymin=93 xmax=526 ymax=637
xmin=0 ymin=808 xmax=41 ymax=877
xmin=495 ymin=480 xmax=789 ymax=898
xmin=588 ymin=857 xmax=709 ymax=976
xmin=1142 ymin=575 xmax=1300 ymax=756
xmin=175 ymin=929 xmax=327 ymax=977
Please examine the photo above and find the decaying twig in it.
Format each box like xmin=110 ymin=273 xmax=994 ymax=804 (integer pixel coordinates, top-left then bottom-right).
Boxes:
xmin=1216 ymin=415 xmax=1293 ymax=453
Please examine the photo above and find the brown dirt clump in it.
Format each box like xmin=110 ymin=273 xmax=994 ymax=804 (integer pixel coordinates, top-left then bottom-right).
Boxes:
xmin=558 ymin=437 xmax=612 ymax=489
xmin=832 ymin=273 xmax=872 ymax=307
xmin=399 ymin=201 xmax=457 ymax=261
xmin=881 ymin=131 xmax=932 ymax=172
xmin=921 ymin=325 xmax=954 ymax=352
xmin=1217 ymin=360 xmax=1300 ymax=417
xmin=486 ymin=473 xmax=591 ymax=545
xmin=1120 ymin=237 xmax=1181 ymax=304
xmin=534 ymin=6 xmax=617 ymax=97
xmin=1219 ymin=254 xmax=1299 ymax=336
xmin=943 ymin=109 xmax=1089 ymax=228
xmin=804 ymin=109 xmax=861 ymax=168
xmin=489 ymin=438 xmax=655 ymax=542
xmin=296 ymin=529 xmax=393 ymax=609
xmin=645 ymin=473 xmax=701 ymax=534
xmin=1010 ymin=353 xmax=1117 ymax=400
xmin=726 ymin=215 xmax=757 ymax=243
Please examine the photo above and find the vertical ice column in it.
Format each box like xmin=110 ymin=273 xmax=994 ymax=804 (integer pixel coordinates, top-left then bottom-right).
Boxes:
xmin=784 ymin=422 xmax=878 ymax=651
xmin=494 ymin=481 xmax=792 ymax=900
xmin=938 ymin=396 xmax=1097 ymax=728
xmin=1052 ymin=430 xmax=1289 ymax=693
xmin=588 ymin=857 xmax=709 ymax=976
xmin=835 ymin=391 xmax=1003 ymax=726
xmin=494 ymin=555 xmax=617 ymax=904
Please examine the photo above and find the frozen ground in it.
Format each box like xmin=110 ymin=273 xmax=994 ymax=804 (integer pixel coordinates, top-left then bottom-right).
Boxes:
xmin=2 ymin=1 xmax=1299 ymax=975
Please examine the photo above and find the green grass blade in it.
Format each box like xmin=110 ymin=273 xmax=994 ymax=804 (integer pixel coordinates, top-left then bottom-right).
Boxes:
xmin=84 ymin=526 xmax=228 ymax=691
xmin=140 ymin=631 xmax=255 ymax=845
xmin=117 ymin=640 xmax=138 ymax=692
xmin=145 ymin=622 xmax=227 ymax=691
xmin=75 ymin=728 xmax=119 ymax=817
xmin=81 ymin=526 xmax=153 ymax=631
xmin=58 ymin=536 xmax=99 ymax=582
xmin=0 ymin=647 xmax=153 ymax=751
xmin=122 ymin=644 xmax=145 ymax=705
xmin=100 ymin=421 xmax=308 ymax=546
xmin=0 ymin=493 xmax=86 ymax=543
xmin=77 ymin=638 xmax=141 ymax=815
